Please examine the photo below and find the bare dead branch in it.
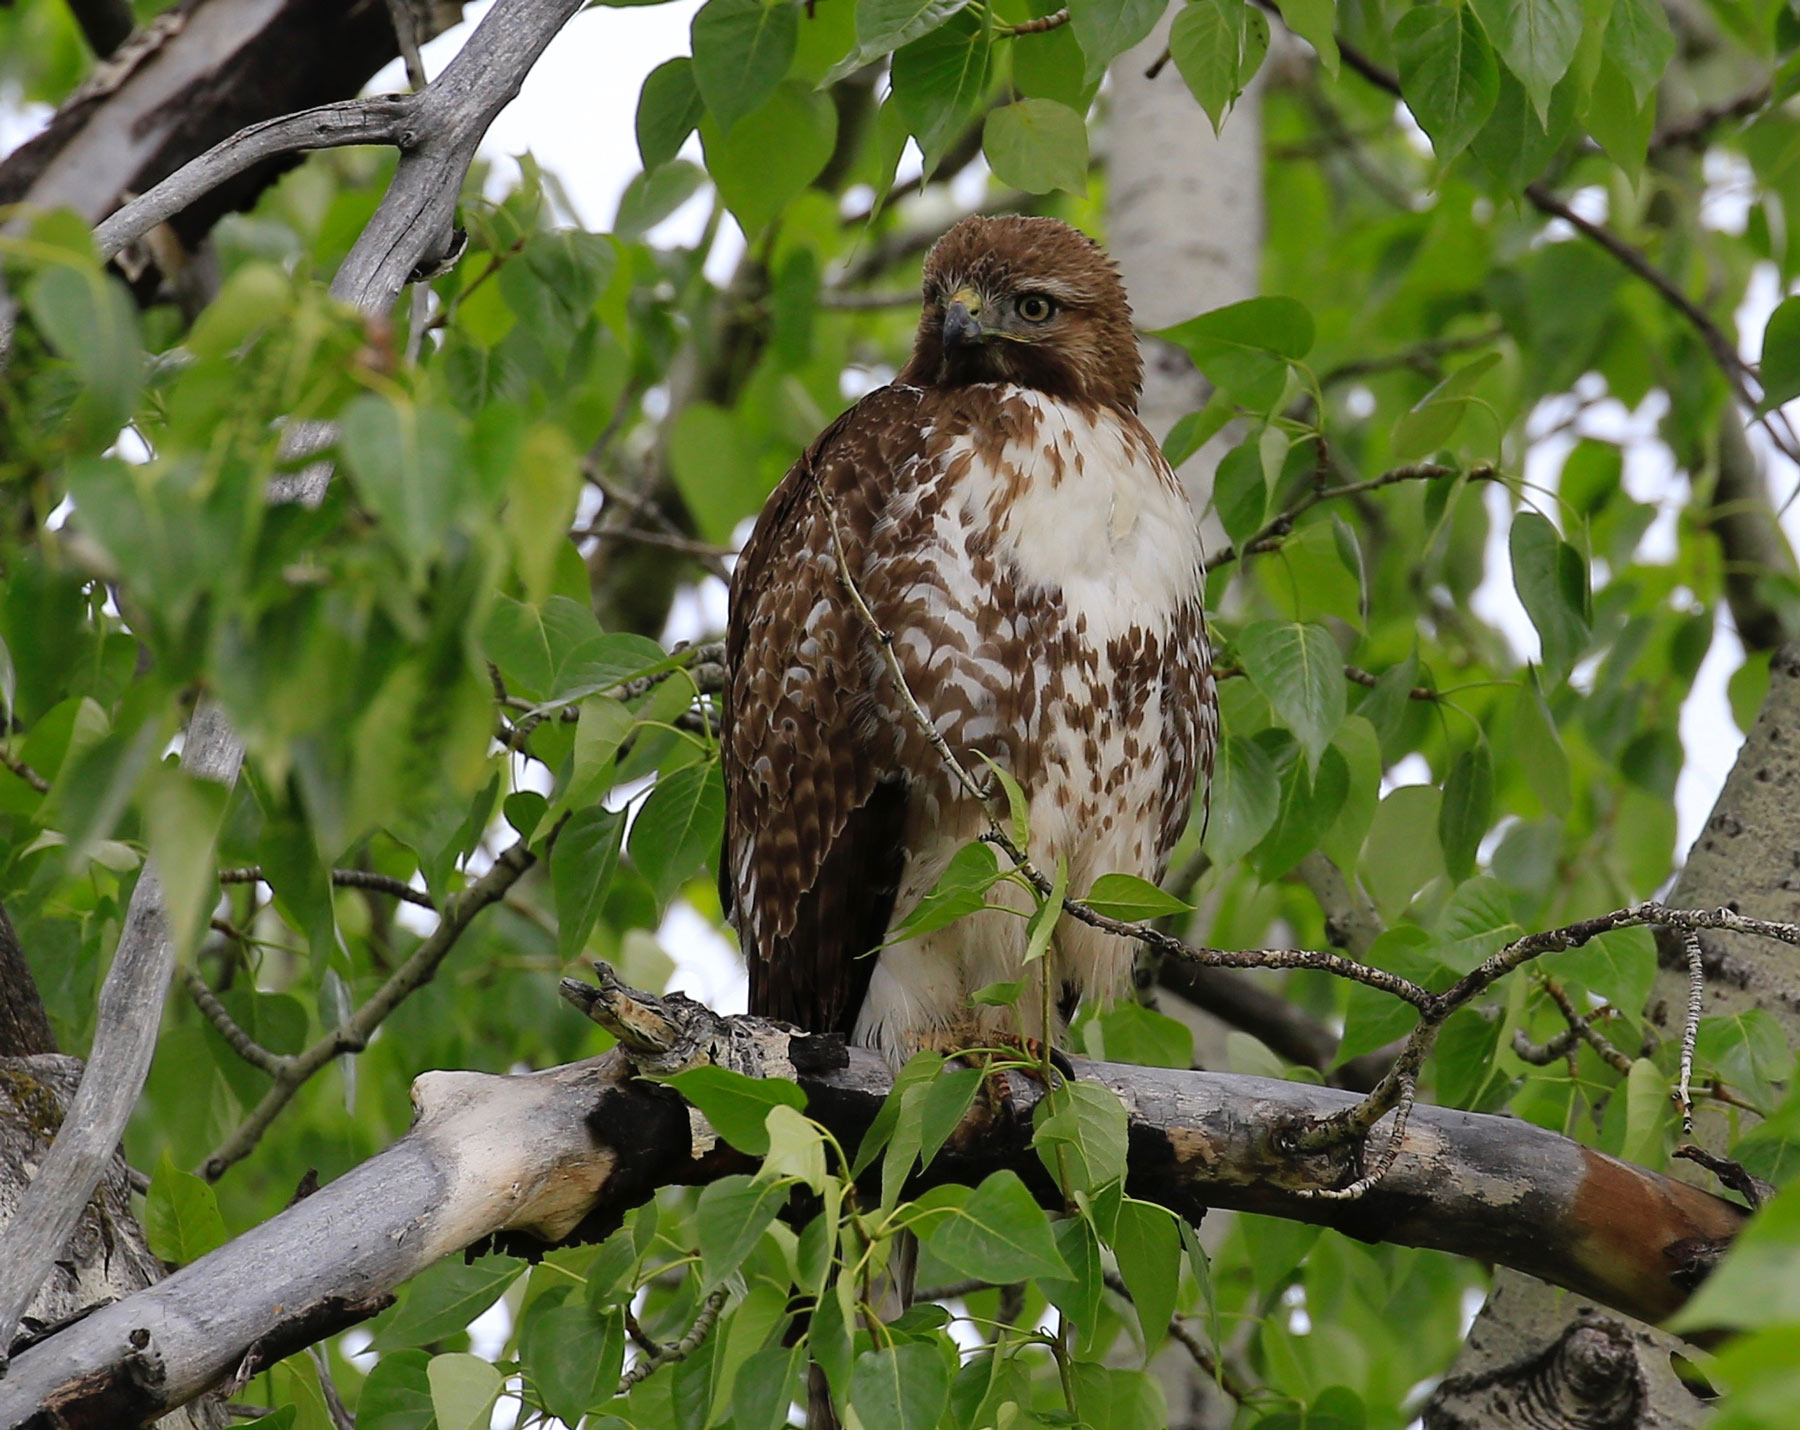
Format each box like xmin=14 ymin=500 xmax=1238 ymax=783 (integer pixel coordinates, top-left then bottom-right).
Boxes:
xmin=93 ymin=97 xmax=416 ymax=261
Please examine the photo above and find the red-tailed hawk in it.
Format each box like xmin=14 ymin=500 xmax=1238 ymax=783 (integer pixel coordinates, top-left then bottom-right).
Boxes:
xmin=722 ymin=214 xmax=1216 ymax=1060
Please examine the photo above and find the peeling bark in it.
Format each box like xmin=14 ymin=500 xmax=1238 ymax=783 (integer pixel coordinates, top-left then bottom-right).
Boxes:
xmin=1 ymin=984 xmax=1747 ymax=1429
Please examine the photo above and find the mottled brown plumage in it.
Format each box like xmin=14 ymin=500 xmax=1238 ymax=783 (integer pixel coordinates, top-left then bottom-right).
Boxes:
xmin=722 ymin=214 xmax=1216 ymax=1057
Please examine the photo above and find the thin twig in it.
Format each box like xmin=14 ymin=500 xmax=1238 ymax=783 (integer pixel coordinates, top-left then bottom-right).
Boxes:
xmin=383 ymin=0 xmax=428 ymax=91
xmin=1542 ymin=977 xmax=1633 ymax=1077
xmin=219 ymin=866 xmax=439 ymax=910
xmin=616 ymin=1286 xmax=728 ymax=1393
xmin=1000 ymin=7 xmax=1070 ymax=36
xmin=198 ymin=839 xmax=537 ymax=1181
xmin=180 ymin=968 xmax=289 ymax=1078
xmin=1678 ymin=931 xmax=1704 ymax=1133
xmin=306 ymin=1343 xmax=355 ymax=1430
xmin=0 ymin=749 xmax=48 ymax=795
xmin=574 ymin=525 xmax=735 ymax=560
xmin=1203 ymin=463 xmax=1478 ymax=572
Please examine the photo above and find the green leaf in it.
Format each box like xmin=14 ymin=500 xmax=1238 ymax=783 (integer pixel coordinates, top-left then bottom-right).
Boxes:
xmin=144 ymin=1149 xmax=227 ymax=1264
xmin=980 ymin=754 xmax=1032 ymax=849
xmin=521 ymin=1301 xmax=625 ymax=1424
xmin=922 ymin=1168 xmax=1070 ymax=1281
xmin=690 ymin=0 xmax=798 ymax=130
xmin=1080 ymin=872 xmax=1192 ymax=922
xmin=1759 ymin=296 xmax=1800 ymax=414
xmin=1042 ymin=1216 xmax=1105 ymax=1346
xmin=919 ymin=1064 xmax=985 ymax=1167
xmin=1547 ymin=926 xmax=1656 ymax=1017
xmin=1023 ymin=853 xmax=1069 ymax=966
xmin=629 ymin=762 xmax=724 ymax=902
xmin=1619 ymin=1056 xmax=1669 ymax=1169
xmin=1213 ymin=433 xmax=1269 ymax=549
xmin=1072 ymin=1362 xmax=1169 ymax=1429
xmin=1275 ymin=0 xmax=1338 ymax=74
xmin=850 ymin=1343 xmax=952 ymax=1430
xmin=1509 ymin=512 xmax=1590 ymax=684
xmin=733 ymin=1345 xmax=803 ymax=1430
xmin=1087 ymin=1001 xmax=1195 ymax=1069
xmin=1170 ymin=0 xmax=1265 ymax=134
xmin=1437 ymin=743 xmax=1494 ymax=882
xmin=1236 ymin=620 xmax=1346 ymax=773
xmin=339 ymin=396 xmax=469 ymax=579
xmin=1470 ymin=0 xmax=1583 ymax=122
xmin=565 ymin=695 xmax=634 ymax=810
xmin=825 ymin=0 xmax=972 ymax=81
xmin=889 ymin=840 xmax=1003 ymax=939
xmin=1391 ymin=353 xmax=1502 ymax=461
xmin=615 ymin=160 xmax=709 ymax=240
xmin=1395 ymin=6 xmax=1500 ymax=160
xmin=1203 ymin=733 xmax=1282 ymax=866
xmin=982 ymin=98 xmax=1090 ymax=194
xmin=701 ymin=80 xmax=838 ymax=235
xmin=890 ymin=9 xmax=993 ymax=172
xmin=504 ymin=423 xmax=581 ymax=605
xmin=551 ymin=805 xmax=626 ymax=961
xmin=1514 ymin=676 xmax=1571 ymax=817
xmin=357 ymin=1348 xmax=434 ymax=1430
xmin=1336 ymin=926 xmax=1440 ymax=1064
xmin=1111 ymin=1198 xmax=1180 ymax=1358
xmin=22 ymin=257 xmax=145 ymax=443
xmin=852 ymin=1050 xmax=944 ymax=1177
xmin=666 ymin=399 xmax=763 ymax=542
xmin=1154 ymin=297 xmax=1314 ymax=414
xmin=1252 ymin=739 xmax=1350 ymax=880
xmin=1069 ymin=0 xmax=1167 ymax=83
xmin=663 ymin=1065 xmax=807 ymax=1156
xmin=428 ymin=1353 xmax=502 ymax=1430
xmin=761 ymin=1102 xmax=829 ymax=1191
xmin=1034 ymin=1079 xmax=1130 ymax=1192
xmin=145 ymin=766 xmax=228 ymax=962
xmin=374 ymin=1256 xmax=523 ymax=1351
xmin=1602 ymin=0 xmax=1675 ymax=106
xmin=636 ymin=57 xmax=705 ymax=169
xmin=697 ymin=1174 xmax=789 ymax=1284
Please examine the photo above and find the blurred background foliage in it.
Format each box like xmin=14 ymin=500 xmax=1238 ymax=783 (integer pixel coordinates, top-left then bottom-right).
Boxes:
xmin=6 ymin=0 xmax=1800 ymax=1423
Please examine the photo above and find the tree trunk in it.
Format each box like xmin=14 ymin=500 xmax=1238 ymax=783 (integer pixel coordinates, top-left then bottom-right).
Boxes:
xmin=1427 ymin=644 xmax=1800 ymax=1426
xmin=0 ymin=909 xmax=222 ymax=1430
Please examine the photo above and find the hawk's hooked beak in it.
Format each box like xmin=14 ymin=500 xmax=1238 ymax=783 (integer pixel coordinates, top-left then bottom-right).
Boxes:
xmin=943 ymin=287 xmax=985 ymax=350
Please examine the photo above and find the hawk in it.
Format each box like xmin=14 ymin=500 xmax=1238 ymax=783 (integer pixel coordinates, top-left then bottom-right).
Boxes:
xmin=721 ymin=214 xmax=1216 ymax=1061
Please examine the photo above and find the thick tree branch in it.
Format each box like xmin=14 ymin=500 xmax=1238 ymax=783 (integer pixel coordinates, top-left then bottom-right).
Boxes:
xmin=0 ymin=981 xmax=1748 ymax=1427
xmin=93 ymin=97 xmax=416 ymax=261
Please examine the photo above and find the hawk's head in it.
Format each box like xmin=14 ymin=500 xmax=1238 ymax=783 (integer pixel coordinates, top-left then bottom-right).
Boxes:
xmin=901 ymin=215 xmax=1142 ymax=413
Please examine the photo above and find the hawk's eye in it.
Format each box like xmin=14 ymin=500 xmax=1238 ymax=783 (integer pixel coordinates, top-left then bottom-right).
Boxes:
xmin=1015 ymin=293 xmax=1055 ymax=323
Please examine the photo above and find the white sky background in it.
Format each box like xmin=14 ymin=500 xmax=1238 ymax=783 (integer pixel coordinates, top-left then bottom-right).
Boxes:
xmin=3 ymin=2 xmax=1792 ymax=980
